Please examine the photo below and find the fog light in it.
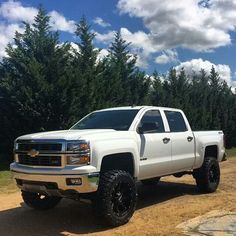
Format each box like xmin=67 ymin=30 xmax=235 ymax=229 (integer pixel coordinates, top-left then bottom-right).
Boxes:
xmin=66 ymin=178 xmax=82 ymax=186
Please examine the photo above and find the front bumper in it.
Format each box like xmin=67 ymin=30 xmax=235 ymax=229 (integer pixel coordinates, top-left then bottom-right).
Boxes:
xmin=11 ymin=163 xmax=99 ymax=196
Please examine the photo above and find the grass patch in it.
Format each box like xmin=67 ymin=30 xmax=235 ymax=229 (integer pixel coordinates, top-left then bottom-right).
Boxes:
xmin=0 ymin=160 xmax=17 ymax=193
xmin=0 ymin=170 xmax=14 ymax=191
xmin=0 ymin=170 xmax=16 ymax=193
xmin=226 ymin=148 xmax=236 ymax=158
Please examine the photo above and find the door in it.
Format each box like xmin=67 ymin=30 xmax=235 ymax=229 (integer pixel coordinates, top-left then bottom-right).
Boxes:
xmin=138 ymin=110 xmax=172 ymax=180
xmin=164 ymin=110 xmax=195 ymax=172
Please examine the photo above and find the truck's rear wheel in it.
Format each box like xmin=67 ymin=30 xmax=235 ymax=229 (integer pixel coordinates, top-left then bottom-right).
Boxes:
xmin=22 ymin=191 xmax=61 ymax=210
xmin=96 ymin=170 xmax=137 ymax=226
xmin=141 ymin=177 xmax=160 ymax=185
xmin=193 ymin=157 xmax=220 ymax=193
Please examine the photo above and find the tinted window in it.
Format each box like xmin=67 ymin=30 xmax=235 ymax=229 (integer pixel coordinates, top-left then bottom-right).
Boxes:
xmin=165 ymin=111 xmax=187 ymax=132
xmin=140 ymin=110 xmax=165 ymax=133
xmin=70 ymin=110 xmax=139 ymax=131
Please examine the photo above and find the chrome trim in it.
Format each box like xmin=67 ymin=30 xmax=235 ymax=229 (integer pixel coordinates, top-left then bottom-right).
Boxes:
xmin=12 ymin=171 xmax=99 ymax=193
xmin=16 ymin=153 xmax=66 ymax=168
xmin=16 ymin=139 xmax=66 ymax=143
xmin=14 ymin=139 xmax=91 ymax=168
xmin=12 ymin=169 xmax=99 ymax=176
xmin=15 ymin=139 xmax=90 ymax=153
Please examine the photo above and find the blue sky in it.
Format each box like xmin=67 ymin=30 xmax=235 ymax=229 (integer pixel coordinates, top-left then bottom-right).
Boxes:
xmin=0 ymin=0 xmax=236 ymax=88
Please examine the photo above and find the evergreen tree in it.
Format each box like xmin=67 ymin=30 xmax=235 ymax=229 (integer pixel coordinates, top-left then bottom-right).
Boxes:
xmin=104 ymin=31 xmax=148 ymax=106
xmin=150 ymin=71 xmax=165 ymax=106
xmin=0 ymin=7 xmax=72 ymax=152
xmin=69 ymin=16 xmax=102 ymax=123
xmin=1 ymin=10 xmax=236 ymax=156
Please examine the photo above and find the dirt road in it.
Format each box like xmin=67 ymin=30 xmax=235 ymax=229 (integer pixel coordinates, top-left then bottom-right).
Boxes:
xmin=0 ymin=158 xmax=235 ymax=236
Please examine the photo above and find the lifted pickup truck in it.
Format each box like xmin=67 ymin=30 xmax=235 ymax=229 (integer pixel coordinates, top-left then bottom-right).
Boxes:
xmin=11 ymin=106 xmax=225 ymax=226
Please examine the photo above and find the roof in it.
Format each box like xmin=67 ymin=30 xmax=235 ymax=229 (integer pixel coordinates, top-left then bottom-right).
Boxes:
xmin=96 ymin=106 xmax=183 ymax=112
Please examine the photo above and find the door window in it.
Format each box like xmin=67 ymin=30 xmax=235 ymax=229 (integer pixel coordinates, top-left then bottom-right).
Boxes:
xmin=164 ymin=111 xmax=187 ymax=132
xmin=139 ymin=110 xmax=165 ymax=133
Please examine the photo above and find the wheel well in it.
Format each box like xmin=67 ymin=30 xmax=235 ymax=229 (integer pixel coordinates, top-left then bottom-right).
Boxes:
xmin=204 ymin=145 xmax=218 ymax=159
xmin=100 ymin=153 xmax=134 ymax=177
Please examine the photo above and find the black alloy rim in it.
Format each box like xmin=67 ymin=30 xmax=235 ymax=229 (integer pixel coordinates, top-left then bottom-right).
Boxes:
xmin=209 ymin=165 xmax=218 ymax=183
xmin=111 ymin=181 xmax=133 ymax=217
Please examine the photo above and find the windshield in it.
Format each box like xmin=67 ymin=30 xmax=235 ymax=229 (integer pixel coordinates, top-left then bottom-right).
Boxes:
xmin=70 ymin=109 xmax=139 ymax=131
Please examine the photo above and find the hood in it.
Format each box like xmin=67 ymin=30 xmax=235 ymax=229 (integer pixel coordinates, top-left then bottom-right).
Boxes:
xmin=17 ymin=129 xmax=116 ymax=141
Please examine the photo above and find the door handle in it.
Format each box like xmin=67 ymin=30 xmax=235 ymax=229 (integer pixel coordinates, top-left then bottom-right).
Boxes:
xmin=187 ymin=136 xmax=193 ymax=142
xmin=163 ymin=138 xmax=170 ymax=144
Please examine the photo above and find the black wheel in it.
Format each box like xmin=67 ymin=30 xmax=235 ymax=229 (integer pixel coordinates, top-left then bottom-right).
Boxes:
xmin=22 ymin=191 xmax=61 ymax=210
xmin=141 ymin=177 xmax=160 ymax=185
xmin=96 ymin=170 xmax=137 ymax=226
xmin=193 ymin=157 xmax=220 ymax=193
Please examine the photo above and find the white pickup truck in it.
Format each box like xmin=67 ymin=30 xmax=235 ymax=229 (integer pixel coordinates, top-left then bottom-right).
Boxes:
xmin=11 ymin=106 xmax=226 ymax=226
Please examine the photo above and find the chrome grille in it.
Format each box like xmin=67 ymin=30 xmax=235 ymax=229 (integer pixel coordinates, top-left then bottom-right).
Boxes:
xmin=15 ymin=139 xmax=64 ymax=167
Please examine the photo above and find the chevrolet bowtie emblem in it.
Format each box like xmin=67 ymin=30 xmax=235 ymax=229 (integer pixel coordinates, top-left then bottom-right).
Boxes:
xmin=27 ymin=149 xmax=39 ymax=157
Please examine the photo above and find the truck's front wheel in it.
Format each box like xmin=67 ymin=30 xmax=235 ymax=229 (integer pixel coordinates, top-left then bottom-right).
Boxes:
xmin=22 ymin=191 xmax=61 ymax=210
xmin=96 ymin=170 xmax=137 ymax=226
xmin=193 ymin=156 xmax=220 ymax=193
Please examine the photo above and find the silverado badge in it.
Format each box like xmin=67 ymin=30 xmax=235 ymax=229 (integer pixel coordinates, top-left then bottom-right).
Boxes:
xmin=27 ymin=149 xmax=39 ymax=157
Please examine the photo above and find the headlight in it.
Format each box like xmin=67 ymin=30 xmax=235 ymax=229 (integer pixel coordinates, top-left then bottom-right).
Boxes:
xmin=66 ymin=154 xmax=90 ymax=165
xmin=66 ymin=141 xmax=90 ymax=165
xmin=67 ymin=141 xmax=90 ymax=152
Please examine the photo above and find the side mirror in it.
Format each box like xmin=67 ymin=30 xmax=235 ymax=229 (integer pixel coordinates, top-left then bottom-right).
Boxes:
xmin=138 ymin=122 xmax=159 ymax=134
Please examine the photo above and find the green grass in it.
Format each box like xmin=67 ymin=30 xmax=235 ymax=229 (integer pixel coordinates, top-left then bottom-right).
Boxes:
xmin=0 ymin=169 xmax=14 ymax=192
xmin=0 ymin=160 xmax=17 ymax=193
xmin=226 ymin=148 xmax=236 ymax=158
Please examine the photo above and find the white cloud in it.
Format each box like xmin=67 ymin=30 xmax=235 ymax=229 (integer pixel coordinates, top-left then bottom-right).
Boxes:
xmin=95 ymin=30 xmax=115 ymax=43
xmin=155 ymin=54 xmax=170 ymax=65
xmin=117 ymin=0 xmax=236 ymax=52
xmin=95 ymin=28 xmax=155 ymax=54
xmin=155 ymin=49 xmax=179 ymax=64
xmin=174 ymin=59 xmax=232 ymax=85
xmin=120 ymin=28 xmax=159 ymax=55
xmin=59 ymin=42 xmax=109 ymax=62
xmin=135 ymin=54 xmax=148 ymax=68
xmin=0 ymin=1 xmax=35 ymax=58
xmin=0 ymin=0 xmax=37 ymax=23
xmin=95 ymin=28 xmax=156 ymax=68
xmin=0 ymin=1 xmax=77 ymax=59
xmin=98 ymin=48 xmax=109 ymax=59
xmin=0 ymin=23 xmax=24 ymax=58
xmin=65 ymin=42 xmax=80 ymax=56
xmin=93 ymin=17 xmax=111 ymax=28
xmin=0 ymin=1 xmax=76 ymax=33
xmin=48 ymin=11 xmax=76 ymax=33
xmin=95 ymin=29 xmax=150 ymax=68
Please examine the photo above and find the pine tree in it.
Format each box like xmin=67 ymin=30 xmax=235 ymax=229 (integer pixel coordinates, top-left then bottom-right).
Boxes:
xmin=69 ymin=16 xmax=102 ymax=122
xmin=1 ymin=11 xmax=236 ymax=156
xmin=150 ymin=71 xmax=165 ymax=106
xmin=104 ymin=31 xmax=148 ymax=106
xmin=0 ymin=7 xmax=72 ymax=152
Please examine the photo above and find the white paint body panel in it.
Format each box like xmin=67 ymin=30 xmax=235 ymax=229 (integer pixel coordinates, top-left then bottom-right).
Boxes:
xmin=11 ymin=106 xmax=225 ymax=182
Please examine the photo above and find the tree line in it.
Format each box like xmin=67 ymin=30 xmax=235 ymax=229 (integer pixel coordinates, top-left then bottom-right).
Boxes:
xmin=0 ymin=8 xmax=235 ymax=158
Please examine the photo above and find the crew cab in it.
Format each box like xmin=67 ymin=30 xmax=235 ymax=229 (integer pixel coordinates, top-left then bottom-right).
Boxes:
xmin=10 ymin=106 xmax=225 ymax=226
